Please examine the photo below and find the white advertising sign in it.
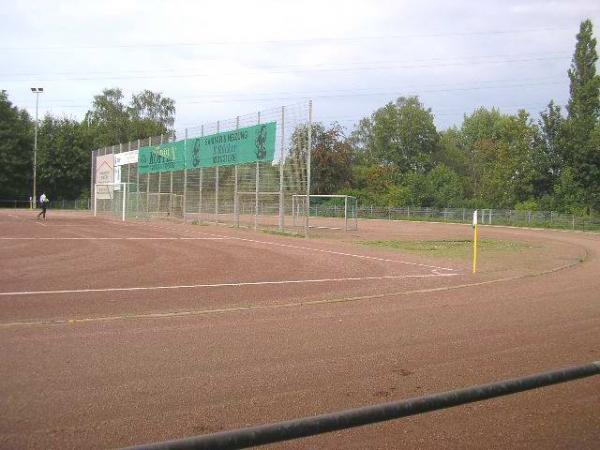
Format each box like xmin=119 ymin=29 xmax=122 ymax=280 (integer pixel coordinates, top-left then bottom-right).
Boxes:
xmin=115 ymin=150 xmax=139 ymax=166
xmin=114 ymin=165 xmax=121 ymax=190
xmin=95 ymin=154 xmax=114 ymax=199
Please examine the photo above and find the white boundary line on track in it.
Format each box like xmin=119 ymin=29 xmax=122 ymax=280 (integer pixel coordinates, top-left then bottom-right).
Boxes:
xmin=0 ymin=273 xmax=458 ymax=297
xmin=30 ymin=224 xmax=101 ymax=227
xmin=0 ymin=237 xmax=231 ymax=241
xmin=3 ymin=214 xmax=460 ymax=278
xmin=191 ymin=228 xmax=457 ymax=272
xmin=126 ymin=221 xmax=459 ymax=272
xmin=0 ymin=255 xmax=585 ymax=328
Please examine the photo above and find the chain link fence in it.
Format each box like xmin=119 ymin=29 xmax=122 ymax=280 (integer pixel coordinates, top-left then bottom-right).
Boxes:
xmin=91 ymin=102 xmax=315 ymax=234
xmin=87 ymin=99 xmax=598 ymax=235
xmin=0 ymin=198 xmax=90 ymax=210
xmin=355 ymin=206 xmax=600 ymax=232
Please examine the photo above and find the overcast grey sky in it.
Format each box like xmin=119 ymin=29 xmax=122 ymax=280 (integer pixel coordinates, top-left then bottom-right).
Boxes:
xmin=2 ymin=0 xmax=599 ymax=134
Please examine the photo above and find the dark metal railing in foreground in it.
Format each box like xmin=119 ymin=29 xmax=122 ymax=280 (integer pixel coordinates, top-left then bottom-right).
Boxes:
xmin=124 ymin=361 xmax=599 ymax=450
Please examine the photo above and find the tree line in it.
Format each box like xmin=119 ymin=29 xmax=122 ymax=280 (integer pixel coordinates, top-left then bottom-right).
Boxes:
xmin=308 ymin=20 xmax=599 ymax=215
xmin=0 ymin=88 xmax=174 ymax=202
xmin=1 ymin=20 xmax=598 ymax=214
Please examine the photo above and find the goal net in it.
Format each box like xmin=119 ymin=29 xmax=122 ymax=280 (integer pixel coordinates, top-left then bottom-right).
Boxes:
xmin=93 ymin=183 xmax=139 ymax=221
xmin=292 ymin=195 xmax=357 ymax=231
xmin=234 ymin=191 xmax=283 ymax=229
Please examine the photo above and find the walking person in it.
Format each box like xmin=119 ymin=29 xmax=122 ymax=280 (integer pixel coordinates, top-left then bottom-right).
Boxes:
xmin=37 ymin=192 xmax=49 ymax=220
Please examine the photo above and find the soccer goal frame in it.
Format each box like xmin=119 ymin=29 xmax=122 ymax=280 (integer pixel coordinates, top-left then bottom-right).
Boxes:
xmin=292 ymin=194 xmax=358 ymax=231
xmin=235 ymin=191 xmax=283 ymax=230
xmin=93 ymin=182 xmax=134 ymax=222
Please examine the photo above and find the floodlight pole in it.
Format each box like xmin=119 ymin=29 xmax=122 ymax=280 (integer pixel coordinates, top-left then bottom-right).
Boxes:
xmin=31 ymin=87 xmax=43 ymax=208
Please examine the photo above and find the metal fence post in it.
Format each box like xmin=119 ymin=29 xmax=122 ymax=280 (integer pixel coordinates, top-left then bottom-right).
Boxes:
xmin=344 ymin=195 xmax=348 ymax=231
xmin=146 ymin=137 xmax=151 ymax=216
xmin=183 ymin=129 xmax=188 ymax=222
xmin=305 ymin=100 xmax=312 ymax=238
xmin=169 ymin=139 xmax=174 ymax=217
xmin=215 ymin=121 xmax=219 ymax=224
xmin=158 ymin=135 xmax=163 ymax=214
xmin=279 ymin=106 xmax=285 ymax=231
xmin=199 ymin=125 xmax=204 ymax=221
xmin=126 ymin=142 xmax=131 ymax=216
xmin=93 ymin=185 xmax=97 ymax=216
xmin=136 ymin=139 xmax=140 ymax=218
xmin=234 ymin=117 xmax=240 ymax=228
xmin=90 ymin=149 xmax=96 ymax=214
xmin=255 ymin=112 xmax=260 ymax=231
xmin=121 ymin=183 xmax=127 ymax=221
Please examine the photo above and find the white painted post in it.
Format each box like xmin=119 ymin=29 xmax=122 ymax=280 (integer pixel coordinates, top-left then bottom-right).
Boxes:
xmin=344 ymin=195 xmax=348 ymax=231
xmin=122 ymin=183 xmax=127 ymax=222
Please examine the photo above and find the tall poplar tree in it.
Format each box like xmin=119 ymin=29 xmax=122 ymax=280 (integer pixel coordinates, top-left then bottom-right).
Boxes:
xmin=564 ymin=19 xmax=600 ymax=212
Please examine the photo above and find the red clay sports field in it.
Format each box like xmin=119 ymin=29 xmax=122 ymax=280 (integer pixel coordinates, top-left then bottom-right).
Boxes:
xmin=0 ymin=209 xmax=598 ymax=448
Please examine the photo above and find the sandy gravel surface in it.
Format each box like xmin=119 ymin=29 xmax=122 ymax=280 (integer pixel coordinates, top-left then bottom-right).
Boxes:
xmin=0 ymin=211 xmax=598 ymax=449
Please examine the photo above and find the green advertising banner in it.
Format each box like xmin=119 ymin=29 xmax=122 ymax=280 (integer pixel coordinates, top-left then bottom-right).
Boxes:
xmin=137 ymin=122 xmax=277 ymax=174
xmin=186 ymin=122 xmax=277 ymax=169
xmin=138 ymin=140 xmax=187 ymax=174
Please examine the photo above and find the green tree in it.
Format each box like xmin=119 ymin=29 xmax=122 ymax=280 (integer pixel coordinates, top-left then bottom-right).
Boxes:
xmin=310 ymin=123 xmax=354 ymax=194
xmin=0 ymin=91 xmax=33 ymax=199
xmin=353 ymin=96 xmax=438 ymax=173
xmin=564 ymin=19 xmax=600 ymax=212
xmin=87 ymin=88 xmax=130 ymax=147
xmin=128 ymin=89 xmax=176 ymax=139
xmin=37 ymin=116 xmax=90 ymax=200
xmin=435 ymin=127 xmax=469 ymax=176
xmin=288 ymin=122 xmax=354 ymax=194
xmin=460 ymin=107 xmax=504 ymax=202
xmin=86 ymin=88 xmax=176 ymax=148
xmin=426 ymin=164 xmax=464 ymax=208
xmin=535 ymin=101 xmax=565 ymax=196
xmin=461 ymin=108 xmax=539 ymax=208
xmin=552 ymin=167 xmax=587 ymax=214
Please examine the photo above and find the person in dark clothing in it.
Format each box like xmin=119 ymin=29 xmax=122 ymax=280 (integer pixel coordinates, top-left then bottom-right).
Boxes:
xmin=37 ymin=193 xmax=49 ymax=220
